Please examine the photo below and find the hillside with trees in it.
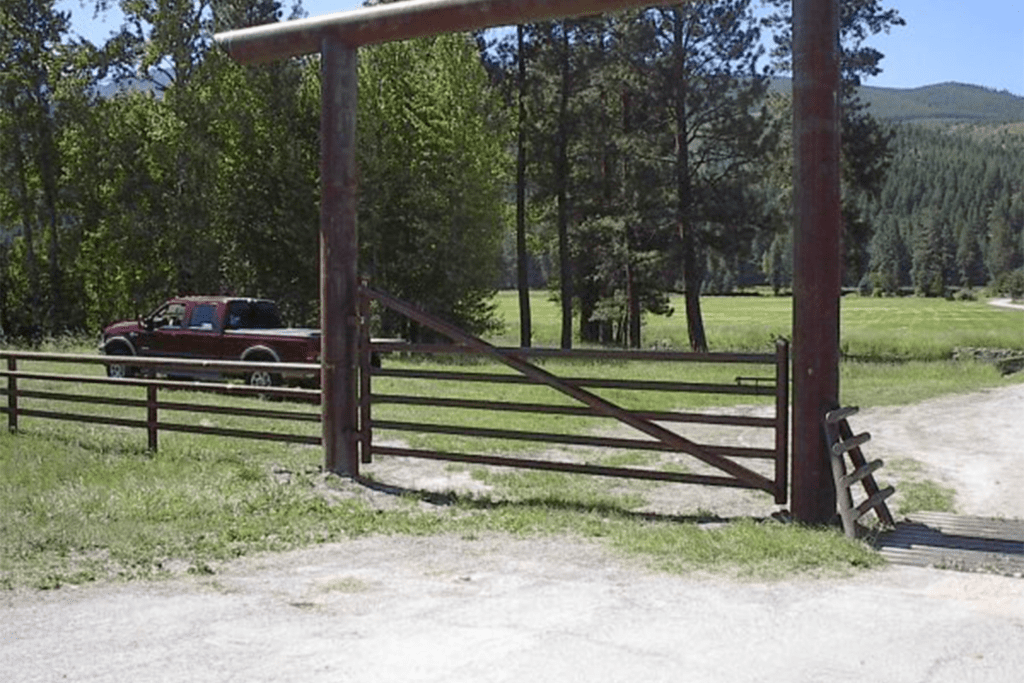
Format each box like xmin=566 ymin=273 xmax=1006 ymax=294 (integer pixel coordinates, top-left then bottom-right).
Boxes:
xmin=758 ymin=80 xmax=1024 ymax=298
xmin=863 ymin=123 xmax=1024 ymax=295
xmin=1 ymin=0 xmax=1021 ymax=350
xmin=770 ymin=78 xmax=1024 ymax=126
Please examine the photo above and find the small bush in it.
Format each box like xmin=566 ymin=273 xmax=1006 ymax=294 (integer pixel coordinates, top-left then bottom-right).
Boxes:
xmin=995 ymin=270 xmax=1024 ymax=300
xmin=952 ymin=288 xmax=977 ymax=302
xmin=898 ymin=480 xmax=957 ymax=514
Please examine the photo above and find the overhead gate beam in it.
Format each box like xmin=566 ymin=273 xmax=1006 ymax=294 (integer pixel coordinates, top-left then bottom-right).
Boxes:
xmin=216 ymin=0 xmax=696 ymax=62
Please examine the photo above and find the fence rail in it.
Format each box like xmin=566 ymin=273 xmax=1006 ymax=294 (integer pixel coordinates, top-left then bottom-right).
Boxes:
xmin=1 ymin=352 xmax=321 ymax=450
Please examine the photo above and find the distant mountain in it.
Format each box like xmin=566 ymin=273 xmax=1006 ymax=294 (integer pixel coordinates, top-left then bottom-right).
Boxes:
xmin=770 ymin=79 xmax=1024 ymax=126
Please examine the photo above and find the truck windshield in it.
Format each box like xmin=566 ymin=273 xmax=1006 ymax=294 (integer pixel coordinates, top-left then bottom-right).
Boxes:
xmin=226 ymin=301 xmax=284 ymax=329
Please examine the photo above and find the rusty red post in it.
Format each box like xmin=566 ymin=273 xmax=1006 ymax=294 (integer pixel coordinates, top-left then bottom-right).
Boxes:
xmin=320 ymin=37 xmax=360 ymax=476
xmin=774 ymin=338 xmax=789 ymax=505
xmin=7 ymin=356 xmax=17 ymax=432
xmin=147 ymin=384 xmax=158 ymax=451
xmin=791 ymin=0 xmax=841 ymax=524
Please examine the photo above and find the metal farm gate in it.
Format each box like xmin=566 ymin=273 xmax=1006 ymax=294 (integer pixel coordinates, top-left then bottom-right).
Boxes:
xmin=357 ymin=286 xmax=790 ymax=504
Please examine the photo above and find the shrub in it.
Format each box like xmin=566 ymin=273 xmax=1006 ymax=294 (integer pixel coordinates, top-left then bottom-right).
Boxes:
xmin=952 ymin=288 xmax=977 ymax=302
xmin=997 ymin=270 xmax=1024 ymax=300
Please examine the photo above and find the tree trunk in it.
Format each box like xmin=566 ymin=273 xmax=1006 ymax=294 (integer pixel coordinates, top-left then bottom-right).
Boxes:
xmin=515 ymin=25 xmax=532 ymax=348
xmin=556 ymin=22 xmax=573 ymax=349
xmin=40 ymin=103 xmax=61 ymax=334
xmin=10 ymin=120 xmax=41 ymax=333
xmin=627 ymin=256 xmax=641 ymax=348
xmin=681 ymin=229 xmax=707 ymax=352
xmin=672 ymin=9 xmax=708 ymax=352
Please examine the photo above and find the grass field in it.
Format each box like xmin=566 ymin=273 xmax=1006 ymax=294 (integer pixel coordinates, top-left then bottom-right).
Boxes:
xmin=2 ymin=291 xmax=1020 ymax=589
xmin=491 ymin=290 xmax=1024 ymax=406
xmin=489 ymin=290 xmax=1024 ymax=361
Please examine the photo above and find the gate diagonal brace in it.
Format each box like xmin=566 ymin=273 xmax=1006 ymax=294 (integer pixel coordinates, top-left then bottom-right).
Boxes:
xmin=364 ymin=287 xmax=775 ymax=494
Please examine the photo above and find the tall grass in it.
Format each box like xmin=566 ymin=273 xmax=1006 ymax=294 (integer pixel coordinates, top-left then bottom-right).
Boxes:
xmin=0 ymin=421 xmax=881 ymax=589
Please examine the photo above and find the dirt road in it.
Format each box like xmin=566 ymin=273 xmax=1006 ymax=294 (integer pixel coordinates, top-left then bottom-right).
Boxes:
xmin=860 ymin=383 xmax=1024 ymax=519
xmin=4 ymin=534 xmax=1023 ymax=683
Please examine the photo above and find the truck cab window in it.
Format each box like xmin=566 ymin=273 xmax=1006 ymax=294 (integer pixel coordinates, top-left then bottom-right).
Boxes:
xmin=151 ymin=303 xmax=185 ymax=329
xmin=188 ymin=304 xmax=217 ymax=330
xmin=226 ymin=301 xmax=283 ymax=330
xmin=252 ymin=302 xmax=283 ymax=329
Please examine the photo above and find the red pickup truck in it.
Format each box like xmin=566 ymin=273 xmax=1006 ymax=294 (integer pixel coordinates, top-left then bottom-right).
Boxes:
xmin=99 ymin=296 xmax=320 ymax=386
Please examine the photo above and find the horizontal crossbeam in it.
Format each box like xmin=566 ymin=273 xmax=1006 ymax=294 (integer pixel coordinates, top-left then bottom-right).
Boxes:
xmin=215 ymin=0 xmax=680 ymax=63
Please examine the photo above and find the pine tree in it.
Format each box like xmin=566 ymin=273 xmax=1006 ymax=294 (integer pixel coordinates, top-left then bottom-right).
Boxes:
xmin=911 ymin=213 xmax=946 ymax=297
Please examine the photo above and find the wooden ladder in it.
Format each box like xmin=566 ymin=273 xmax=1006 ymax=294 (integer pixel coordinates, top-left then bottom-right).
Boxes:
xmin=823 ymin=406 xmax=895 ymax=538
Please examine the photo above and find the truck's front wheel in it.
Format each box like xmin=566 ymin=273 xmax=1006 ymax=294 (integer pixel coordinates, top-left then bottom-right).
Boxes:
xmin=106 ymin=347 xmax=136 ymax=379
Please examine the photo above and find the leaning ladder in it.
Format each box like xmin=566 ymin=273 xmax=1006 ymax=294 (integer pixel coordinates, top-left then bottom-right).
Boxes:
xmin=823 ymin=406 xmax=895 ymax=538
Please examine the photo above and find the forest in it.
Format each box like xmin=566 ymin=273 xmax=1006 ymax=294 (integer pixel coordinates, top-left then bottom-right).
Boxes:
xmin=1 ymin=0 xmax=1022 ymax=351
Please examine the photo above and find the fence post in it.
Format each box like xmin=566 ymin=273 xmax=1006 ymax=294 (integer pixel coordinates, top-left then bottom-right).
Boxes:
xmin=774 ymin=338 xmax=790 ymax=505
xmin=7 ymin=356 xmax=17 ymax=433
xmin=319 ymin=36 xmax=360 ymax=477
xmin=147 ymin=384 xmax=158 ymax=451
xmin=359 ymin=280 xmax=373 ymax=464
xmin=791 ymin=0 xmax=841 ymax=524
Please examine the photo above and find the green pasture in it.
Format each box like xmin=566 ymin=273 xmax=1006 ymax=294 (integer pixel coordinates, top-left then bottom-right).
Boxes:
xmin=490 ymin=289 xmax=1024 ymax=361
xmin=2 ymin=291 xmax=1021 ymax=590
xmin=491 ymin=290 xmax=1024 ymax=406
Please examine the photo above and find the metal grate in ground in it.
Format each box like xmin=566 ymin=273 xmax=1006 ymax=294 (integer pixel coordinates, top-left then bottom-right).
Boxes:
xmin=875 ymin=511 xmax=1024 ymax=576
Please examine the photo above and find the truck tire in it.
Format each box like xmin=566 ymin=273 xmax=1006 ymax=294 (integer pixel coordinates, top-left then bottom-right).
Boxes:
xmin=105 ymin=347 xmax=136 ymax=379
xmin=245 ymin=354 xmax=281 ymax=388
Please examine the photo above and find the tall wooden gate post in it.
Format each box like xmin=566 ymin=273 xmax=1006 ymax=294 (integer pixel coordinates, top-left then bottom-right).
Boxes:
xmin=791 ymin=0 xmax=841 ymax=524
xmin=320 ymin=38 xmax=360 ymax=476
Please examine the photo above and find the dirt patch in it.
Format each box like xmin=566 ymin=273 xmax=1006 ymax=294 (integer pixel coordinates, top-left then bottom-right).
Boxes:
xmin=859 ymin=383 xmax=1024 ymax=519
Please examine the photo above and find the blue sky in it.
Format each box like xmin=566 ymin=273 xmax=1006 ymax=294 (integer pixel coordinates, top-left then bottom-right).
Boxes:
xmin=61 ymin=0 xmax=1024 ymax=95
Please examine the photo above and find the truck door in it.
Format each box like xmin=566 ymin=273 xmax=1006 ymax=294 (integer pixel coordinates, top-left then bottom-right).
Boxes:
xmin=137 ymin=302 xmax=188 ymax=357
xmin=181 ymin=302 xmax=225 ymax=362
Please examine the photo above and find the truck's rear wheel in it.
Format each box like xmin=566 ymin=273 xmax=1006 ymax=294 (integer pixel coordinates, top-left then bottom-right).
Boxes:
xmin=246 ymin=356 xmax=281 ymax=388
xmin=247 ymin=369 xmax=277 ymax=387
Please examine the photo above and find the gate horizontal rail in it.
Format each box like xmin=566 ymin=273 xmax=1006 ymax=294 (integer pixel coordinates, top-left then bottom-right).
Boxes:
xmin=373 ymin=341 xmax=774 ymax=364
xmin=372 ymin=394 xmax=776 ymax=428
xmin=373 ymin=419 xmax=778 ymax=460
xmin=373 ymin=367 xmax=776 ymax=396
xmin=371 ymin=445 xmax=760 ymax=490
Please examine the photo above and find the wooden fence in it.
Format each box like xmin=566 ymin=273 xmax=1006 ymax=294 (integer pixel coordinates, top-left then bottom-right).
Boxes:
xmin=0 ymin=352 xmax=321 ymax=450
xmin=2 ymin=332 xmax=790 ymax=503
